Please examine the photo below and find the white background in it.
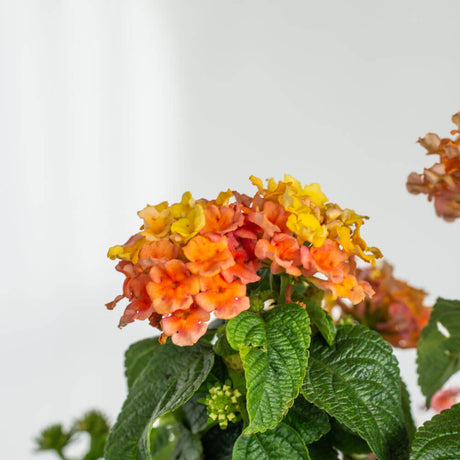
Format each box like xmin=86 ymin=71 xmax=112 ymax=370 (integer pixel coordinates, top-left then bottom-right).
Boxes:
xmin=1 ymin=1 xmax=460 ymax=458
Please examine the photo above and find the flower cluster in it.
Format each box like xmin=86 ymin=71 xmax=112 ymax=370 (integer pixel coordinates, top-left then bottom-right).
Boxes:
xmin=407 ymin=110 xmax=460 ymax=221
xmin=107 ymin=175 xmax=381 ymax=346
xmin=330 ymin=261 xmax=431 ymax=348
xmin=203 ymin=381 xmax=242 ymax=428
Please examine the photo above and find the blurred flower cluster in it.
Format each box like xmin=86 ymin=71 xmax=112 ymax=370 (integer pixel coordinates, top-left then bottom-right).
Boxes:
xmin=107 ymin=175 xmax=381 ymax=346
xmin=330 ymin=261 xmax=431 ymax=348
xmin=407 ymin=110 xmax=460 ymax=221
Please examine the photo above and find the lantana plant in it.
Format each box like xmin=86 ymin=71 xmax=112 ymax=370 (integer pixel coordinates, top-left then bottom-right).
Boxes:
xmin=99 ymin=172 xmax=460 ymax=460
xmin=37 ymin=159 xmax=460 ymax=458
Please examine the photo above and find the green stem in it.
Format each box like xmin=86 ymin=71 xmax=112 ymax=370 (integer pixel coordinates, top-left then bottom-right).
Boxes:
xmin=278 ymin=275 xmax=289 ymax=304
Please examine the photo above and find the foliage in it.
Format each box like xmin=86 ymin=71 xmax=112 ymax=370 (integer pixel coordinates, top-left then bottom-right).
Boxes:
xmin=35 ymin=411 xmax=110 ymax=460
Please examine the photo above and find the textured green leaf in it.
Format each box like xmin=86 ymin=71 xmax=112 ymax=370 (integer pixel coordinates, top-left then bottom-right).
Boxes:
xmin=400 ymin=378 xmax=416 ymax=442
xmin=105 ymin=342 xmax=214 ymax=460
xmin=329 ymin=419 xmax=370 ymax=455
xmin=410 ymin=403 xmax=460 ymax=459
xmin=302 ymin=325 xmax=410 ymax=460
xmin=302 ymin=297 xmax=336 ymax=346
xmin=283 ymin=396 xmax=330 ymax=445
xmin=202 ymin=423 xmax=243 ymax=460
xmin=227 ymin=304 xmax=311 ymax=434
xmin=232 ymin=422 xmax=310 ymax=460
xmin=182 ymin=393 xmax=209 ymax=434
xmin=124 ymin=338 xmax=160 ymax=392
xmin=417 ymin=298 xmax=460 ymax=406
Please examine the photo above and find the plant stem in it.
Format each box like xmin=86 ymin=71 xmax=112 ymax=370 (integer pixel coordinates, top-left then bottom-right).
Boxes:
xmin=278 ymin=275 xmax=289 ymax=304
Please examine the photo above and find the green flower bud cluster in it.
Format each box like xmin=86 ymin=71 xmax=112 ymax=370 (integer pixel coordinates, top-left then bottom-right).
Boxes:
xmin=204 ymin=381 xmax=242 ymax=428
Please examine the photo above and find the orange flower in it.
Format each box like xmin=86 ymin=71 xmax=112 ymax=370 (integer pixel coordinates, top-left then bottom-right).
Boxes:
xmin=310 ymin=239 xmax=348 ymax=283
xmin=248 ymin=201 xmax=290 ymax=238
xmin=138 ymin=240 xmax=179 ymax=262
xmin=147 ymin=260 xmax=200 ymax=315
xmin=161 ymin=306 xmax=210 ymax=346
xmin=195 ymin=275 xmax=250 ymax=319
xmin=106 ymin=260 xmax=155 ymax=327
xmin=407 ymin=110 xmax=460 ymax=221
xmin=333 ymin=261 xmax=431 ymax=347
xmin=200 ymin=203 xmax=244 ymax=236
xmin=255 ymin=233 xmax=302 ymax=276
xmin=310 ymin=274 xmax=373 ymax=305
xmin=184 ymin=235 xmax=234 ymax=276
xmin=221 ymin=232 xmax=260 ymax=284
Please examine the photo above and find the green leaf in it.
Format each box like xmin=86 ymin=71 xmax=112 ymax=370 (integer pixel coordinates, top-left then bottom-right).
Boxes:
xmin=283 ymin=396 xmax=330 ymax=445
xmin=232 ymin=422 xmax=311 ymax=460
xmin=410 ymin=403 xmax=460 ymax=459
xmin=417 ymin=298 xmax=460 ymax=407
xmin=76 ymin=411 xmax=110 ymax=460
xmin=307 ymin=435 xmax=339 ymax=460
xmin=170 ymin=424 xmax=202 ymax=460
xmin=202 ymin=422 xmax=243 ymax=460
xmin=35 ymin=424 xmax=75 ymax=457
xmin=124 ymin=338 xmax=160 ymax=392
xmin=148 ymin=423 xmax=202 ymax=460
xmin=400 ymin=378 xmax=416 ymax=443
xmin=105 ymin=342 xmax=214 ymax=460
xmin=149 ymin=424 xmax=176 ymax=460
xmin=182 ymin=393 xmax=209 ymax=434
xmin=302 ymin=324 xmax=410 ymax=460
xmin=328 ymin=419 xmax=370 ymax=455
xmin=215 ymin=327 xmax=237 ymax=357
xmin=302 ymin=297 xmax=336 ymax=346
xmin=226 ymin=304 xmax=311 ymax=434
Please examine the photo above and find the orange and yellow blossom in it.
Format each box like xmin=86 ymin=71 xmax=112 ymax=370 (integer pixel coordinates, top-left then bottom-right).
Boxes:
xmin=222 ymin=232 xmax=260 ymax=285
xmin=138 ymin=239 xmax=179 ymax=262
xmin=107 ymin=175 xmax=382 ymax=345
xmin=407 ymin=110 xmax=460 ymax=221
xmin=332 ymin=261 xmax=431 ymax=348
xmin=184 ymin=234 xmax=235 ymax=277
xmin=107 ymin=234 xmax=146 ymax=265
xmin=147 ymin=260 xmax=200 ymax=315
xmin=311 ymin=274 xmax=374 ymax=305
xmin=309 ymin=239 xmax=348 ymax=283
xmin=195 ymin=275 xmax=250 ymax=319
xmin=247 ymin=201 xmax=289 ymax=238
xmin=255 ymin=233 xmax=305 ymax=277
xmin=161 ymin=306 xmax=210 ymax=347
xmin=138 ymin=202 xmax=173 ymax=242
xmin=106 ymin=260 xmax=154 ymax=327
xmin=200 ymin=203 xmax=244 ymax=236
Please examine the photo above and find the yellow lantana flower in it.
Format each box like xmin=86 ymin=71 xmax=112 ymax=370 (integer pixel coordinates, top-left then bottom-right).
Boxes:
xmin=171 ymin=205 xmax=205 ymax=243
xmin=138 ymin=201 xmax=173 ymax=242
xmin=107 ymin=234 xmax=146 ymax=264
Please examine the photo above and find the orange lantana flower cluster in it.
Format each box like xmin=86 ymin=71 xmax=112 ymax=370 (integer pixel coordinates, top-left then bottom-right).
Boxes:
xmin=107 ymin=175 xmax=382 ymax=346
xmin=407 ymin=110 xmax=460 ymax=221
xmin=331 ymin=261 xmax=431 ymax=348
